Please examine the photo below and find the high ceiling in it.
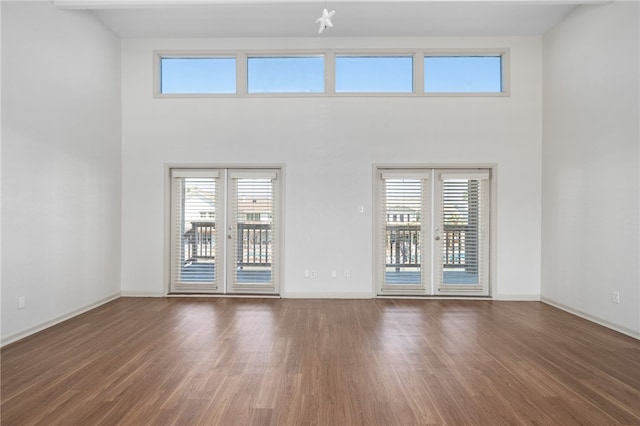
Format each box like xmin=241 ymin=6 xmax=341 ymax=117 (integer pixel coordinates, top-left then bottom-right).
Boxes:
xmin=53 ymin=1 xmax=610 ymax=38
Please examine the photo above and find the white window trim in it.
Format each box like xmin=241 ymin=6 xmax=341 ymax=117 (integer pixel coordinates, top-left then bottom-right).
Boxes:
xmin=155 ymin=53 xmax=238 ymax=97
xmin=422 ymin=48 xmax=510 ymax=97
xmin=153 ymin=48 xmax=510 ymax=98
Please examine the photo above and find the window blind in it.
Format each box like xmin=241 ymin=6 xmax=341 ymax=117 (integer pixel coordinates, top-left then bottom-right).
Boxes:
xmin=436 ymin=174 xmax=489 ymax=292
xmin=229 ymin=177 xmax=276 ymax=287
xmin=170 ymin=172 xmax=220 ymax=292
xmin=382 ymin=178 xmax=424 ymax=286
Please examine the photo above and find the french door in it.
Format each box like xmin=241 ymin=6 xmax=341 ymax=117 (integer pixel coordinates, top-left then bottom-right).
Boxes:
xmin=169 ymin=168 xmax=281 ymax=294
xmin=376 ymin=168 xmax=490 ymax=296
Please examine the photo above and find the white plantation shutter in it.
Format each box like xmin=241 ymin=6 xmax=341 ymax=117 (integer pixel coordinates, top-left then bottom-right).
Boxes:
xmin=228 ymin=172 xmax=278 ymax=290
xmin=436 ymin=171 xmax=489 ymax=294
xmin=170 ymin=170 xmax=221 ymax=293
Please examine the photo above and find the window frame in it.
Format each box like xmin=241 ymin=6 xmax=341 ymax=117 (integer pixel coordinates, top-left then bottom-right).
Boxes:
xmin=155 ymin=53 xmax=238 ymax=97
xmin=246 ymin=54 xmax=326 ymax=94
xmin=153 ymin=48 xmax=510 ymax=98
xmin=334 ymin=53 xmax=415 ymax=94
xmin=422 ymin=49 xmax=510 ymax=96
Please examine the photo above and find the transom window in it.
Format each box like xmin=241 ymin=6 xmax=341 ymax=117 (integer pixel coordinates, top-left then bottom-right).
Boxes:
xmin=160 ymin=57 xmax=236 ymax=94
xmin=247 ymin=56 xmax=324 ymax=93
xmin=156 ymin=50 xmax=508 ymax=96
xmin=335 ymin=56 xmax=413 ymax=93
xmin=424 ymin=56 xmax=502 ymax=93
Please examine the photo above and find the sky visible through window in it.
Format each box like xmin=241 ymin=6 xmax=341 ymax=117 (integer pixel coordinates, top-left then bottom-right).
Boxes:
xmin=424 ymin=56 xmax=502 ymax=93
xmin=161 ymin=58 xmax=235 ymax=94
xmin=336 ymin=56 xmax=413 ymax=93
xmin=247 ymin=56 xmax=324 ymax=93
xmin=160 ymin=55 xmax=503 ymax=94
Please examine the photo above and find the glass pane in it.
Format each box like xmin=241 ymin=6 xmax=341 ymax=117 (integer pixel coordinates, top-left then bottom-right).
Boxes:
xmin=424 ymin=56 xmax=502 ymax=93
xmin=336 ymin=56 xmax=413 ymax=93
xmin=161 ymin=58 xmax=236 ymax=94
xmin=384 ymin=179 xmax=422 ymax=285
xmin=233 ymin=178 xmax=274 ymax=284
xmin=179 ymin=178 xmax=217 ymax=283
xmin=247 ymin=56 xmax=324 ymax=93
xmin=441 ymin=179 xmax=481 ymax=285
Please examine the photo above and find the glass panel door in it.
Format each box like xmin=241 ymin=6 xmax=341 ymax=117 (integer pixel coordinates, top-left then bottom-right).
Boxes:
xmin=434 ymin=171 xmax=490 ymax=295
xmin=170 ymin=168 xmax=281 ymax=295
xmin=376 ymin=168 xmax=490 ymax=296
xmin=378 ymin=173 xmax=431 ymax=294
xmin=226 ymin=171 xmax=279 ymax=294
xmin=170 ymin=170 xmax=223 ymax=293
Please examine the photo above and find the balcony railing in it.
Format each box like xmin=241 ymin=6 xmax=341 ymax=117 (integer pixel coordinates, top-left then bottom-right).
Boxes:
xmin=385 ymin=223 xmax=478 ymax=272
xmin=183 ymin=222 xmax=272 ymax=268
xmin=386 ymin=224 xmax=421 ymax=269
xmin=185 ymin=221 xmax=474 ymax=273
xmin=236 ymin=223 xmax=271 ymax=267
xmin=184 ymin=221 xmax=216 ymax=262
xmin=442 ymin=224 xmax=478 ymax=273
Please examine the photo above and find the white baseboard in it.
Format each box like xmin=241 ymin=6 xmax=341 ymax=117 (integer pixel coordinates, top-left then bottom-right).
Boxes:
xmin=125 ymin=292 xmax=372 ymax=299
xmin=541 ymin=297 xmax=640 ymax=340
xmin=166 ymin=293 xmax=280 ymax=298
xmin=376 ymin=295 xmax=492 ymax=300
xmin=283 ymin=292 xmax=373 ymax=299
xmin=1 ymin=293 xmax=121 ymax=347
xmin=494 ymin=294 xmax=541 ymax=301
xmin=120 ymin=291 xmax=165 ymax=297
xmin=282 ymin=293 xmax=540 ymax=301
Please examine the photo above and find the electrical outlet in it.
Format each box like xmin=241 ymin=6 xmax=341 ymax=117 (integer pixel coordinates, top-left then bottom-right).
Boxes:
xmin=612 ymin=291 xmax=620 ymax=304
xmin=344 ymin=269 xmax=350 ymax=278
xmin=17 ymin=296 xmax=25 ymax=310
xmin=310 ymin=270 xmax=316 ymax=278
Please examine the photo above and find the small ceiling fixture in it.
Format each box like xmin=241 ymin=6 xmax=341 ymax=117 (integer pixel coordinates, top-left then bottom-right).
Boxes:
xmin=315 ymin=8 xmax=335 ymax=34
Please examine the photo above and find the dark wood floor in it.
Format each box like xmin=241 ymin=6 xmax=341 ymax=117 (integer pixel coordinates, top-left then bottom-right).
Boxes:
xmin=2 ymin=298 xmax=639 ymax=425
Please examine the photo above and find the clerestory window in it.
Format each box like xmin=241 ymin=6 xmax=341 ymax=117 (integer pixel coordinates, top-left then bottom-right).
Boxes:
xmin=156 ymin=50 xmax=508 ymax=96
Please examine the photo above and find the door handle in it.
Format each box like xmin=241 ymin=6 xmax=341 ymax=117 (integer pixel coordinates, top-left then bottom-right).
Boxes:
xmin=435 ymin=236 xmax=440 ymax=240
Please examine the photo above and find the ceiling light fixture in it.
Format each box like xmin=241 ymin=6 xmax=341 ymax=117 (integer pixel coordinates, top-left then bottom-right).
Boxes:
xmin=315 ymin=8 xmax=335 ymax=34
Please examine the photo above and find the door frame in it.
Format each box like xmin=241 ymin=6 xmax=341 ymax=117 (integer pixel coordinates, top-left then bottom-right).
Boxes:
xmin=164 ymin=164 xmax=285 ymax=296
xmin=373 ymin=164 xmax=497 ymax=298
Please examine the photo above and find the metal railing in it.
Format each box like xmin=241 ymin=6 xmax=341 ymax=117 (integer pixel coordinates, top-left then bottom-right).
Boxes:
xmin=236 ymin=223 xmax=271 ymax=267
xmin=442 ymin=224 xmax=478 ymax=273
xmin=385 ymin=223 xmax=478 ymax=271
xmin=184 ymin=221 xmax=216 ymax=262
xmin=386 ymin=224 xmax=421 ymax=270
xmin=184 ymin=222 xmax=272 ymax=268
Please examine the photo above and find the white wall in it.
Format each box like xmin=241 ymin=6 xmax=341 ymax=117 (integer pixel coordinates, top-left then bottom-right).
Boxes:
xmin=542 ymin=1 xmax=640 ymax=337
xmin=121 ymin=36 xmax=542 ymax=299
xmin=1 ymin=2 xmax=122 ymax=343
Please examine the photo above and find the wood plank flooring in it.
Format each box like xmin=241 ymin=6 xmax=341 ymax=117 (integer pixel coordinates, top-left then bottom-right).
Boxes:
xmin=2 ymin=298 xmax=639 ymax=425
